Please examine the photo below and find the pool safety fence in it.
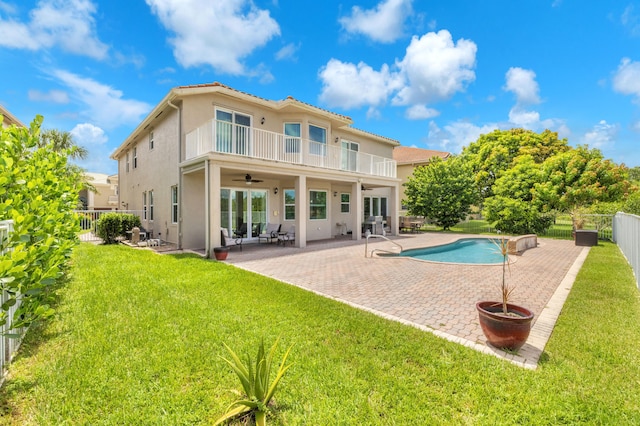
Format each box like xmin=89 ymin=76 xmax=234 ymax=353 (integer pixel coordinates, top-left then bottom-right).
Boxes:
xmin=613 ymin=212 xmax=640 ymax=290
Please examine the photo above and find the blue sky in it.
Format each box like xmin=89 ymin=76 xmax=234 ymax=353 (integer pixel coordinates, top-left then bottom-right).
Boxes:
xmin=1 ymin=0 xmax=640 ymax=175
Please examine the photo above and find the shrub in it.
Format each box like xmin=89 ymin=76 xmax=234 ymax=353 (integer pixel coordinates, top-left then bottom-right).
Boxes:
xmin=0 ymin=116 xmax=83 ymax=331
xmin=96 ymin=213 xmax=141 ymax=244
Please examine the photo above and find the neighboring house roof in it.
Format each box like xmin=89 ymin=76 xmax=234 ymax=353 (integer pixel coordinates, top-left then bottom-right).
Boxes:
xmin=393 ymin=146 xmax=450 ymax=165
xmin=84 ymin=172 xmax=118 ymax=187
xmin=112 ymin=82 xmax=399 ymax=159
xmin=0 ymin=104 xmax=25 ymax=128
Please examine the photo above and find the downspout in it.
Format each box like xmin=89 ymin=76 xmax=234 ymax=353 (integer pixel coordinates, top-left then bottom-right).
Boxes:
xmin=167 ymin=99 xmax=183 ymax=249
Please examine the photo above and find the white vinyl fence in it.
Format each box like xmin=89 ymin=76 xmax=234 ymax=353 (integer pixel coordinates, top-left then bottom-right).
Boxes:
xmin=613 ymin=212 xmax=640 ymax=290
xmin=0 ymin=220 xmax=26 ymax=379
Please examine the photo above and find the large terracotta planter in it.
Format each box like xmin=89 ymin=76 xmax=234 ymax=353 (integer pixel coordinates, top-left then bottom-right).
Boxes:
xmin=476 ymin=301 xmax=534 ymax=351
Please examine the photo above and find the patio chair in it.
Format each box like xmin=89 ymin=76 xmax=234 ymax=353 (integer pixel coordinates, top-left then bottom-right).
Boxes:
xmin=277 ymin=225 xmax=295 ymax=246
xmin=258 ymin=223 xmax=281 ymax=243
xmin=399 ymin=216 xmax=412 ymax=233
xmin=221 ymin=228 xmax=242 ymax=251
xmin=234 ymin=223 xmax=248 ymax=239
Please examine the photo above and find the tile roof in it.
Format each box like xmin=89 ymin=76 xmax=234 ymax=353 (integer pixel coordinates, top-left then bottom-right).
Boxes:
xmin=393 ymin=146 xmax=450 ymax=164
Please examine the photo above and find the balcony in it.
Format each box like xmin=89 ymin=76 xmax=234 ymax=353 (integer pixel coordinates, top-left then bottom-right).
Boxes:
xmin=185 ymin=119 xmax=396 ymax=178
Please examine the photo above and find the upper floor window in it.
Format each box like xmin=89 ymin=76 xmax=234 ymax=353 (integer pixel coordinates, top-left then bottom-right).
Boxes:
xmin=284 ymin=189 xmax=295 ymax=220
xmin=125 ymin=152 xmax=130 ymax=173
xmin=133 ymin=147 xmax=138 ymax=169
xmin=149 ymin=131 xmax=154 ymax=150
xmin=341 ymin=140 xmax=359 ymax=172
xmin=309 ymin=124 xmax=326 ymax=156
xmin=284 ymin=123 xmax=301 ymax=154
xmin=309 ymin=190 xmax=327 ymax=220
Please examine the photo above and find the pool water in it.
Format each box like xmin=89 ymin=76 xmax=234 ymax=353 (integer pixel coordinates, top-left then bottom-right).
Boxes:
xmin=397 ymin=238 xmax=505 ymax=264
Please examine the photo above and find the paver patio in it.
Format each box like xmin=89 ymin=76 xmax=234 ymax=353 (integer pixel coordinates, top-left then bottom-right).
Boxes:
xmin=214 ymin=233 xmax=588 ymax=368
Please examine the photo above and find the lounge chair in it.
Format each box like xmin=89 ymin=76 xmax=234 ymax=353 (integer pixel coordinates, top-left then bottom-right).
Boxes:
xmin=221 ymin=228 xmax=242 ymax=251
xmin=277 ymin=225 xmax=295 ymax=246
xmin=258 ymin=223 xmax=280 ymax=243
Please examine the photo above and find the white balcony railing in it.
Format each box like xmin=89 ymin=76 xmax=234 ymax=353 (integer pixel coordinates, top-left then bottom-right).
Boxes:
xmin=185 ymin=120 xmax=396 ymax=178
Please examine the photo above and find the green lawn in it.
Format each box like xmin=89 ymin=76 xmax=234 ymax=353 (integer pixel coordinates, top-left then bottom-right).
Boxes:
xmin=1 ymin=242 xmax=639 ymax=424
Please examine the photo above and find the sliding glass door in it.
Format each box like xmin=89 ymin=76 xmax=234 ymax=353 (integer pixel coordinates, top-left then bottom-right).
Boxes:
xmin=220 ymin=188 xmax=267 ymax=240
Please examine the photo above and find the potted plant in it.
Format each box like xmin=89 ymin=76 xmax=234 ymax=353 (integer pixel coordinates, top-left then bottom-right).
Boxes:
xmin=476 ymin=235 xmax=534 ymax=351
xmin=213 ymin=246 xmax=229 ymax=261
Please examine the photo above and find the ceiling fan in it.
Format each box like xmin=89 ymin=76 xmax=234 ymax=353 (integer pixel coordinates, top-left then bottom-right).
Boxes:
xmin=361 ymin=184 xmax=373 ymax=191
xmin=233 ymin=173 xmax=264 ymax=185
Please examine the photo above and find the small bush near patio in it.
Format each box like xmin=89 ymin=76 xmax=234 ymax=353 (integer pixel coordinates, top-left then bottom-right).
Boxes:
xmin=95 ymin=212 xmax=141 ymax=244
xmin=0 ymin=242 xmax=639 ymax=424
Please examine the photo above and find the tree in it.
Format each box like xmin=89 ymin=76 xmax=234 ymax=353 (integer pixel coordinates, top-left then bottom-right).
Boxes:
xmin=39 ymin=129 xmax=88 ymax=160
xmin=483 ymin=155 xmax=553 ymax=234
xmin=404 ymin=156 xmax=478 ymax=230
xmin=0 ymin=116 xmax=84 ymax=331
xmin=533 ymin=145 xmax=632 ymax=213
xmin=628 ymin=166 xmax=640 ymax=184
xmin=461 ymin=128 xmax=570 ymax=199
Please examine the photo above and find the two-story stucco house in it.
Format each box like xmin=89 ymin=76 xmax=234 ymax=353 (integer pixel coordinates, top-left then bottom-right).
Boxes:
xmin=111 ymin=82 xmax=400 ymax=255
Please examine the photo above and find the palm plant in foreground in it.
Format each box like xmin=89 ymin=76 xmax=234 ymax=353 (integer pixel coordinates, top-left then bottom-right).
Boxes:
xmin=215 ymin=338 xmax=293 ymax=426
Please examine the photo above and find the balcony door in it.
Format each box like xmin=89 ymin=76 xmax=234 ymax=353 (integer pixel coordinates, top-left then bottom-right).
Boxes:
xmin=220 ymin=188 xmax=267 ymax=240
xmin=341 ymin=140 xmax=358 ymax=172
xmin=216 ymin=109 xmax=251 ymax=155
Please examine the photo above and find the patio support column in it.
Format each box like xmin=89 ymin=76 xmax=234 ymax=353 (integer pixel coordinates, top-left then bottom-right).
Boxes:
xmin=389 ymin=181 xmax=399 ymax=236
xmin=295 ymin=175 xmax=307 ymax=248
xmin=210 ymin=164 xmax=221 ymax=252
xmin=354 ymin=181 xmax=362 ymax=240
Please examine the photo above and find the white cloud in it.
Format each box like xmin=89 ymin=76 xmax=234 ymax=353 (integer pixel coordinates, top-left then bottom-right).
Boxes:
xmin=28 ymin=88 xmax=69 ymax=103
xmin=504 ymin=67 xmax=540 ymax=105
xmin=621 ymin=4 xmax=640 ymax=37
xmin=405 ymin=104 xmax=439 ymax=120
xmin=275 ymin=42 xmax=300 ymax=61
xmin=613 ymin=57 xmax=640 ymax=102
xmin=339 ymin=0 xmax=413 ymax=43
xmin=0 ymin=0 xmax=108 ymax=59
xmin=70 ymin=122 xmax=107 ymax=146
xmin=580 ymin=120 xmax=619 ymax=148
xmin=508 ymin=107 xmax=541 ymax=127
xmin=426 ymin=120 xmax=498 ymax=153
xmin=632 ymin=120 xmax=640 ymax=132
xmin=318 ymin=29 xmax=476 ymax=117
xmin=69 ymin=122 xmax=116 ymax=173
xmin=392 ymin=30 xmax=477 ymax=105
xmin=318 ymin=59 xmax=401 ymax=109
xmin=145 ymin=0 xmax=280 ymax=75
xmin=51 ymin=69 xmax=152 ymax=129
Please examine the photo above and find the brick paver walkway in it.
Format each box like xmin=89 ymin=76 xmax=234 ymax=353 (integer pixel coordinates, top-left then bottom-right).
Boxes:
xmin=219 ymin=233 xmax=588 ymax=368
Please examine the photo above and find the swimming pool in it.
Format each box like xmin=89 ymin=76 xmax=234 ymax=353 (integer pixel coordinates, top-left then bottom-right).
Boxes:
xmin=396 ymin=238 xmax=506 ymax=265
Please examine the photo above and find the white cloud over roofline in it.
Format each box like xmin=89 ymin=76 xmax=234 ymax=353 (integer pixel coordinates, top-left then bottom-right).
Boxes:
xmin=318 ymin=30 xmax=477 ymax=113
xmin=51 ymin=69 xmax=152 ymax=129
xmin=145 ymin=0 xmax=280 ymax=75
